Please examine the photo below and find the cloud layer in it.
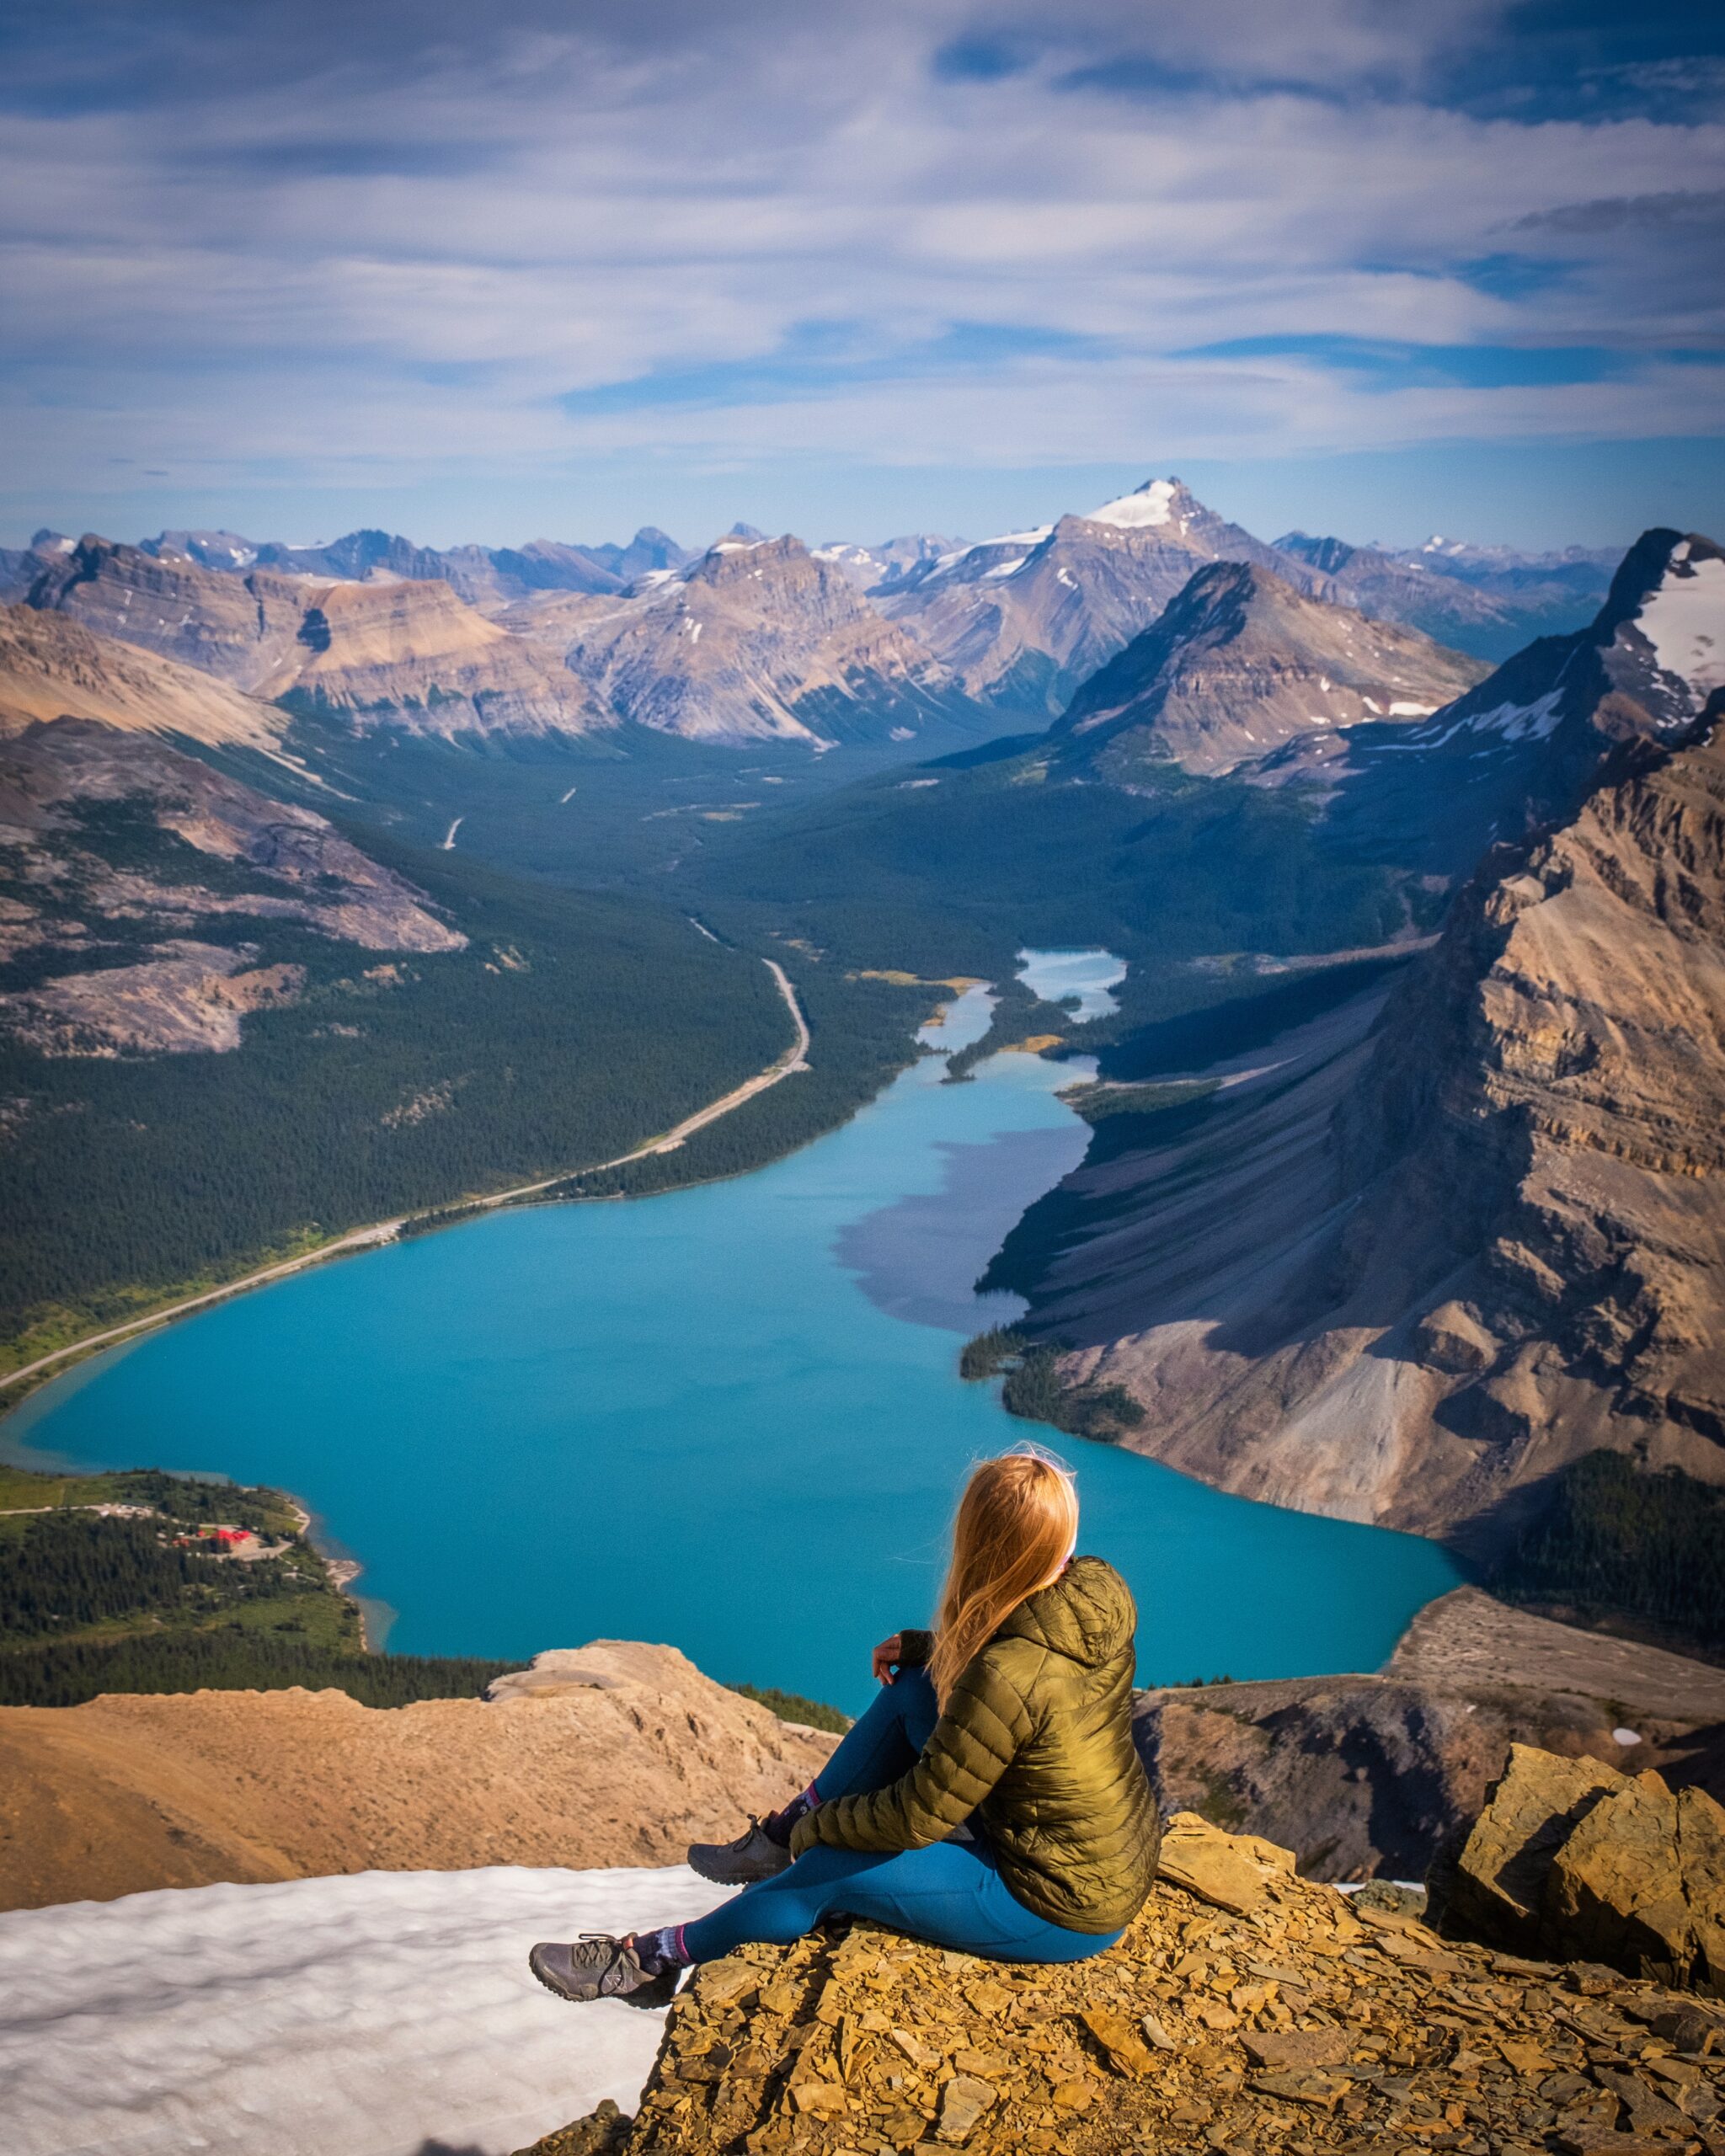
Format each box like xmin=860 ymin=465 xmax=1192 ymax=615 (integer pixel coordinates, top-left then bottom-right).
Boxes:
xmin=2 ymin=0 xmax=1722 ymax=538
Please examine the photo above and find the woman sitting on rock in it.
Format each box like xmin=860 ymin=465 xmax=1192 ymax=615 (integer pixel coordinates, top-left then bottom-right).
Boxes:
xmin=529 ymin=1446 xmax=1161 ymax=2004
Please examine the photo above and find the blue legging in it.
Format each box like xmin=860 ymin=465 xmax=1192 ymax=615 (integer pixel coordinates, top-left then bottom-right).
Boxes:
xmin=681 ymin=1668 xmax=1121 ymax=1966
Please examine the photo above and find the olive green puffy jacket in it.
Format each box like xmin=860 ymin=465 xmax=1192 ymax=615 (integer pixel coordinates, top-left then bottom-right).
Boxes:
xmin=791 ymin=1555 xmax=1161 ymax=1934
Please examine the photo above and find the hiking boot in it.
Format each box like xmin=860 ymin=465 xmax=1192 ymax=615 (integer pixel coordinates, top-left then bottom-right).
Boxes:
xmin=528 ymin=1935 xmax=679 ymax=2009
xmin=687 ymin=1817 xmax=794 ymax=1886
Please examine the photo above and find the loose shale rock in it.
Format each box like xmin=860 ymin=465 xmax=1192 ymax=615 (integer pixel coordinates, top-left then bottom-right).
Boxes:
xmin=515 ymin=1807 xmax=1725 ymax=2156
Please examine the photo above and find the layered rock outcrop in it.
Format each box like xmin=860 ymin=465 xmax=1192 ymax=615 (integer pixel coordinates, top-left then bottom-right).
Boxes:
xmin=520 ymin=1808 xmax=1725 ymax=2156
xmin=0 ymin=1640 xmax=834 ymax=1912
xmin=0 ymin=598 xmax=289 ymax=753
xmin=24 ymin=536 xmax=612 ymax=738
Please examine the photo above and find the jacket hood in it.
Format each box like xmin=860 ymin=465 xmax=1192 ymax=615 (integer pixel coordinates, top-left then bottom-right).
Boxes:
xmin=998 ymin=1554 xmax=1135 ymax=1669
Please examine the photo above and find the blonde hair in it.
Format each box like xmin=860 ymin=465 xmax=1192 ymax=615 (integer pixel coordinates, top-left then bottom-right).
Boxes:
xmin=927 ymin=1449 xmax=1079 ymax=1705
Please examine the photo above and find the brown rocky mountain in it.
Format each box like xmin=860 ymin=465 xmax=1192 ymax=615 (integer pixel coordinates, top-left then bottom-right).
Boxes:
xmin=1050 ymin=560 xmax=1487 ymax=777
xmin=514 ymin=533 xmax=975 ymax=745
xmin=0 ymin=600 xmax=291 ymax=755
xmin=0 ymin=1641 xmax=833 ymax=1911
xmin=26 ymin=536 xmax=611 ymax=738
xmin=0 ymin=713 xmax=464 ymax=1054
xmin=878 ymin=478 xmax=1318 ymax=716
xmin=1014 ymin=536 xmax=1725 ymax=1545
xmin=251 ymin=574 xmax=609 ymax=736
xmin=27 ymin=536 xmax=311 ymax=687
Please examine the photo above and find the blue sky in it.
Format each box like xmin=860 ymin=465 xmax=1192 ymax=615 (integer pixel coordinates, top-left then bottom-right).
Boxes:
xmin=1 ymin=0 xmax=1722 ymax=554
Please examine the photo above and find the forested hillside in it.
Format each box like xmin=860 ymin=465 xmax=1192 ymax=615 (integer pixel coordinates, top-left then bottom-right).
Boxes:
xmin=0 ymin=832 xmax=796 ymax=1369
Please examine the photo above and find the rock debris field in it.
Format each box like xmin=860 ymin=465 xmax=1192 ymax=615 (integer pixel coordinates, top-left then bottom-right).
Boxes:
xmin=524 ymin=1810 xmax=1725 ymax=2156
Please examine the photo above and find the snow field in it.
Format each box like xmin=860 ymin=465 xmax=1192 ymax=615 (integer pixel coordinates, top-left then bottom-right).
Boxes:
xmin=1 ymin=1863 xmax=729 ymax=2156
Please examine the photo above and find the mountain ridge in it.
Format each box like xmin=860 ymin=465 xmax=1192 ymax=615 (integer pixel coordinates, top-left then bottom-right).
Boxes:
xmin=1003 ymin=540 xmax=1725 ymax=1545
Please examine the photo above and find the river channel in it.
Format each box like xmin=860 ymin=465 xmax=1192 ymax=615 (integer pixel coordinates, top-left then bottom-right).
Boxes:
xmin=3 ymin=962 xmax=1457 ymax=1712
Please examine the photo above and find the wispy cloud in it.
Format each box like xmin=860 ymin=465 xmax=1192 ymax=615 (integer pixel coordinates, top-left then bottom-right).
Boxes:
xmin=0 ymin=0 xmax=1721 ymax=534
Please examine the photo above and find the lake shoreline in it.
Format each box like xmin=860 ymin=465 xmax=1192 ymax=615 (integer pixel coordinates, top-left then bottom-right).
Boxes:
xmin=6 ymin=966 xmax=1461 ymax=1702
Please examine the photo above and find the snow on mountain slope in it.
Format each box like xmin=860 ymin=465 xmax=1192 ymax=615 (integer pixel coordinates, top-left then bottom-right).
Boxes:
xmin=1 ymin=1865 xmax=726 ymax=2156
xmin=1082 ymin=478 xmax=1180 ymax=530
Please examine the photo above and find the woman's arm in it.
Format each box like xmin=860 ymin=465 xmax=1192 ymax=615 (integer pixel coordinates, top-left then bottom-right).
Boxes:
xmin=871 ymin=1630 xmax=934 ymax=1683
xmin=793 ymin=1653 xmax=1033 ymax=1855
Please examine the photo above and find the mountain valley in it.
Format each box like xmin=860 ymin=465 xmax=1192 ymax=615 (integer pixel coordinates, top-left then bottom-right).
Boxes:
xmin=2 ymin=488 xmax=1717 ymax=1721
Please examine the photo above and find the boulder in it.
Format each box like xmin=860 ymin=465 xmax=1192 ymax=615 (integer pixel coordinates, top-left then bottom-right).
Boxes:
xmin=1436 ymin=1742 xmax=1725 ymax=1993
xmin=1433 ymin=1742 xmax=1624 ymax=1951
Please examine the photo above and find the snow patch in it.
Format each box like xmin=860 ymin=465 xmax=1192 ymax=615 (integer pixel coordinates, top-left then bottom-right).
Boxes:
xmin=0 ymin=1864 xmax=729 ymax=2156
xmin=1464 ymin=690 xmax=1562 ymax=741
xmin=984 ymin=555 xmax=1028 ymax=579
xmin=974 ymin=526 xmax=1053 ymax=553
xmin=1634 ymin=547 xmax=1725 ymax=696
xmin=1387 ymin=700 xmax=1435 ymax=718
xmin=1082 ymin=478 xmax=1177 ymax=531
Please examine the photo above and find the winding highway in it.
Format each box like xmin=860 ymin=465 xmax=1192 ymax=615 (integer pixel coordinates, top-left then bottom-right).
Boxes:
xmin=0 ymin=958 xmax=810 ymax=1395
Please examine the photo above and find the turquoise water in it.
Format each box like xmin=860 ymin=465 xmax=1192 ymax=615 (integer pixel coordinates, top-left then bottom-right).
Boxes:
xmin=1016 ymin=947 xmax=1126 ymax=1022
xmin=3 ymin=989 xmax=1458 ymax=1713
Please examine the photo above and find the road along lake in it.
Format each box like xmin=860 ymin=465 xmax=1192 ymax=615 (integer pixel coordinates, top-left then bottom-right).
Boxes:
xmin=4 ymin=973 xmax=1457 ymax=1713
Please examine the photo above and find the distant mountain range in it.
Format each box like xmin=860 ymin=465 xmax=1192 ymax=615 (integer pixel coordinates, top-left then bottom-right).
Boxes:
xmin=1 ymin=480 xmax=1621 ymax=755
xmin=1277 ymin=530 xmax=1621 ymax=662
xmin=504 ymin=532 xmax=975 ymax=746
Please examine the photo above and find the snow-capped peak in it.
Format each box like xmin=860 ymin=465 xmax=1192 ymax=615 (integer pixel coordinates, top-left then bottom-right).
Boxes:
xmin=1082 ymin=478 xmax=1181 ymax=531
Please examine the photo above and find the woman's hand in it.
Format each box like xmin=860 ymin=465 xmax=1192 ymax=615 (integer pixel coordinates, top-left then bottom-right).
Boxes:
xmin=871 ymin=1633 xmax=905 ymax=1685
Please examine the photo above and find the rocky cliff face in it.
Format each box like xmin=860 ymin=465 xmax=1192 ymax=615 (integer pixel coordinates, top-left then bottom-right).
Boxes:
xmin=521 ymin=1807 xmax=1725 ymax=2156
xmin=1052 ymin=561 xmax=1486 ymax=777
xmin=0 ymin=1640 xmax=834 ymax=1912
xmin=1135 ymin=1588 xmax=1725 ymax=1885
xmin=28 ymin=536 xmax=311 ymax=687
xmin=880 ymin=478 xmax=1314 ymax=717
xmin=526 ymin=534 xmax=973 ymax=744
xmin=1013 ymin=536 xmax=1725 ymax=1543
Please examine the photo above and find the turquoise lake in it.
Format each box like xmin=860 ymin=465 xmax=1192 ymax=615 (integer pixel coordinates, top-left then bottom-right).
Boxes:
xmin=3 ymin=976 xmax=1459 ymax=1714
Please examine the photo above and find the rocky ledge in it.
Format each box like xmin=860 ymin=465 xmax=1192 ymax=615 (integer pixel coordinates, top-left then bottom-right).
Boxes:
xmin=518 ymin=1810 xmax=1725 ymax=2156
